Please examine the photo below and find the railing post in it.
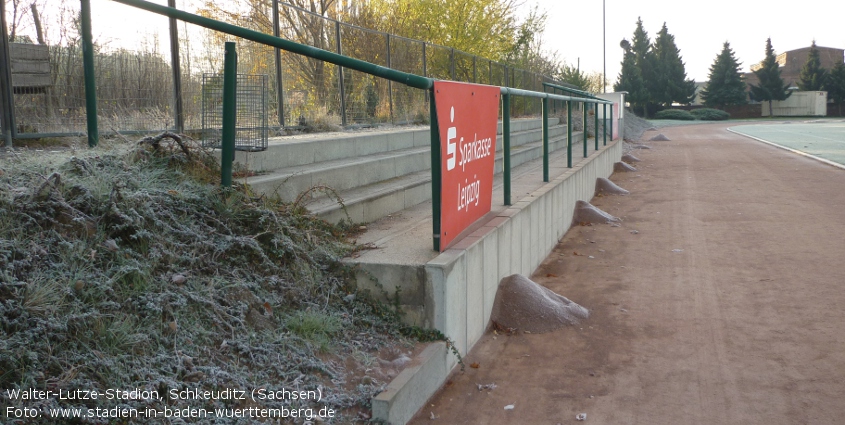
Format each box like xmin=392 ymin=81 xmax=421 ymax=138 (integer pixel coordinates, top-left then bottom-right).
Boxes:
xmin=567 ymin=100 xmax=572 ymax=168
xmin=603 ymin=103 xmax=607 ymax=146
xmin=386 ymin=34 xmax=394 ymax=123
xmin=81 ymin=0 xmax=99 ymax=147
xmin=503 ymin=93 xmax=511 ymax=205
xmin=430 ymin=89 xmax=441 ymax=251
xmin=335 ymin=21 xmax=347 ymax=126
xmin=542 ymin=97 xmax=549 ymax=182
xmin=594 ymin=102 xmax=599 ymax=151
xmin=0 ymin=0 xmax=16 ymax=148
xmin=583 ymin=101 xmax=588 ymax=158
xmin=168 ymin=0 xmax=184 ymax=133
xmin=272 ymin=0 xmax=285 ymax=127
xmin=221 ymin=42 xmax=237 ymax=188
xmin=610 ymin=104 xmax=614 ymax=141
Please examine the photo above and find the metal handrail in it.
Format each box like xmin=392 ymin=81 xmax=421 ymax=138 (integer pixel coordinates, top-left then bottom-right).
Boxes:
xmin=98 ymin=0 xmax=618 ymax=252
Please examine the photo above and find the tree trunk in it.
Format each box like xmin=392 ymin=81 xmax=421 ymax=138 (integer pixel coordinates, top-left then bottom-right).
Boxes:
xmin=768 ymin=100 xmax=774 ymax=117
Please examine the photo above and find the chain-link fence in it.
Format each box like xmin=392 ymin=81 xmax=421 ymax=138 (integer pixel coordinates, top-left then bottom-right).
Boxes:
xmin=1 ymin=0 xmax=567 ymax=141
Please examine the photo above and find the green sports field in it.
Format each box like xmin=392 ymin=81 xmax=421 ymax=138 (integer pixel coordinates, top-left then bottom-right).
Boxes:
xmin=728 ymin=120 xmax=845 ymax=166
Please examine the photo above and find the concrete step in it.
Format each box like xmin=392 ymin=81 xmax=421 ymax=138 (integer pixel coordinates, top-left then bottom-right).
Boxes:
xmin=242 ymin=122 xmax=567 ymax=202
xmin=310 ymin=131 xmax=588 ymax=224
xmin=244 ymin=145 xmax=430 ymax=202
xmin=236 ymin=118 xmax=558 ymax=173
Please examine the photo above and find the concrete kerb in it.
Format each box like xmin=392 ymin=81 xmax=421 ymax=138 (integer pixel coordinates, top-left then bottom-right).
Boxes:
xmin=369 ymin=138 xmax=623 ymax=424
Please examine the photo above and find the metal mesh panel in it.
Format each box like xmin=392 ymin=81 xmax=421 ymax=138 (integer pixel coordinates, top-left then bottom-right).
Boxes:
xmin=201 ymin=73 xmax=268 ymax=152
xmin=4 ymin=0 xmax=565 ymax=139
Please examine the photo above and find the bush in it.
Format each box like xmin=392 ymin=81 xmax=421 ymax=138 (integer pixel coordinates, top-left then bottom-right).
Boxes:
xmin=654 ymin=109 xmax=695 ymax=120
xmin=690 ymin=108 xmax=731 ymax=121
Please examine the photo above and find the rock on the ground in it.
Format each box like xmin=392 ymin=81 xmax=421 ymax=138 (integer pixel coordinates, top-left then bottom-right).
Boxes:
xmin=596 ymin=177 xmax=630 ymax=195
xmin=614 ymin=161 xmax=638 ymax=172
xmin=649 ymin=133 xmax=671 ymax=141
xmin=622 ymin=154 xmax=641 ymax=163
xmin=573 ymin=200 xmax=621 ymax=224
xmin=491 ymin=274 xmax=589 ymax=333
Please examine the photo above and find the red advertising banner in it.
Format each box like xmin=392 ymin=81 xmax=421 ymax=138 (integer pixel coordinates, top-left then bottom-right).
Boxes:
xmin=434 ymin=81 xmax=500 ymax=251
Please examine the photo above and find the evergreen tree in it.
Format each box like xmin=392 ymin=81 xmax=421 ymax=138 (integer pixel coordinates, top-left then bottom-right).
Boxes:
xmin=630 ymin=17 xmax=657 ymax=117
xmin=798 ymin=40 xmax=828 ymax=91
xmin=651 ymin=23 xmax=696 ymax=107
xmin=825 ymin=61 xmax=845 ymax=115
xmin=700 ymin=41 xmax=747 ymax=108
xmin=749 ymin=38 xmax=792 ymax=117
xmin=614 ymin=39 xmax=648 ymax=110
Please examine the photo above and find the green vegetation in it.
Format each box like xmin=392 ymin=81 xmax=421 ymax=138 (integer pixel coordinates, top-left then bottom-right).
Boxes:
xmin=614 ymin=18 xmax=696 ymax=117
xmin=701 ymin=42 xmax=748 ymax=108
xmin=690 ymin=108 xmax=731 ymax=121
xmin=826 ymin=61 xmax=845 ymax=115
xmin=653 ymin=109 xmax=695 ymax=120
xmin=798 ymin=41 xmax=828 ymax=91
xmin=0 ymin=139 xmax=421 ymax=422
xmin=749 ymin=38 xmax=792 ymax=117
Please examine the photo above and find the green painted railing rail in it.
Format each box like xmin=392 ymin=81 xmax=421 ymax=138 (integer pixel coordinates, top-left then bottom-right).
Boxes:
xmin=101 ymin=0 xmax=618 ymax=252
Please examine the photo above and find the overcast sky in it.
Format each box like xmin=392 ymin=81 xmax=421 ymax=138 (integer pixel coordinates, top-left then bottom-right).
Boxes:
xmin=519 ymin=0 xmax=845 ymax=88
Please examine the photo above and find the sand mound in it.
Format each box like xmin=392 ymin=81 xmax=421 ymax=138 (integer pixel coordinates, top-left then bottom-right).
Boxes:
xmin=491 ymin=274 xmax=589 ymax=333
xmin=622 ymin=154 xmax=641 ymax=163
xmin=649 ymin=133 xmax=671 ymax=141
xmin=614 ymin=161 xmax=638 ymax=172
xmin=573 ymin=200 xmax=621 ymax=224
xmin=596 ymin=177 xmax=629 ymax=195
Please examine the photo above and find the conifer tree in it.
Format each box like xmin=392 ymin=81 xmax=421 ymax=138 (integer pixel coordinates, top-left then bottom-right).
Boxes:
xmin=749 ymin=38 xmax=792 ymax=117
xmin=651 ymin=23 xmax=696 ymax=107
xmin=798 ymin=40 xmax=828 ymax=91
xmin=630 ymin=17 xmax=657 ymax=117
xmin=614 ymin=39 xmax=648 ymax=110
xmin=700 ymin=41 xmax=747 ymax=108
xmin=825 ymin=61 xmax=845 ymax=115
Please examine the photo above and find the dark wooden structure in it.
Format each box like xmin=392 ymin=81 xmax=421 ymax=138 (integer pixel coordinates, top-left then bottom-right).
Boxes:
xmin=9 ymin=43 xmax=51 ymax=94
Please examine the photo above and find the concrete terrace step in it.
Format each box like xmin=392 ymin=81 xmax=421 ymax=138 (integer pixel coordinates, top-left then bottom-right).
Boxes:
xmin=240 ymin=120 xmax=565 ymax=199
xmin=308 ymin=131 xmax=588 ymax=224
xmin=244 ymin=145 xmax=430 ymax=202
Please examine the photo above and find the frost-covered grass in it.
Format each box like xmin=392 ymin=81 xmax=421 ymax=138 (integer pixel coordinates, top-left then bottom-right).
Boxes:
xmin=0 ymin=137 xmax=414 ymax=423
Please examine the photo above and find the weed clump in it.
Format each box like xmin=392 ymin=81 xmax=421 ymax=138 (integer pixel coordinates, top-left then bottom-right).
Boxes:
xmin=0 ymin=136 xmax=411 ymax=422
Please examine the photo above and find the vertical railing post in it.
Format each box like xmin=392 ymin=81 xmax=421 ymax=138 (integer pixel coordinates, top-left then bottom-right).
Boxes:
xmin=168 ymin=0 xmax=184 ymax=133
xmin=583 ymin=101 xmax=588 ymax=158
xmin=430 ymin=89 xmax=441 ymax=251
xmin=335 ymin=21 xmax=347 ymax=126
xmin=503 ymin=92 xmax=511 ymax=205
xmin=272 ymin=0 xmax=285 ymax=127
xmin=221 ymin=42 xmax=237 ymax=188
xmin=610 ymin=104 xmax=614 ymax=141
xmin=0 ymin=0 xmax=16 ymax=148
xmin=603 ymin=103 xmax=607 ymax=146
xmin=386 ymin=34 xmax=394 ymax=123
xmin=542 ymin=97 xmax=549 ymax=182
xmin=594 ymin=102 xmax=599 ymax=151
xmin=567 ymin=100 xmax=573 ymax=168
xmin=81 ymin=0 xmax=98 ymax=147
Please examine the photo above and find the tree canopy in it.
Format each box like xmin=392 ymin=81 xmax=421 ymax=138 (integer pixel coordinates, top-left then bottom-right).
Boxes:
xmin=749 ymin=38 xmax=792 ymax=116
xmin=798 ymin=40 xmax=828 ymax=91
xmin=651 ymin=23 xmax=696 ymax=107
xmin=825 ymin=61 xmax=845 ymax=115
xmin=614 ymin=18 xmax=694 ymax=117
xmin=700 ymin=41 xmax=747 ymax=108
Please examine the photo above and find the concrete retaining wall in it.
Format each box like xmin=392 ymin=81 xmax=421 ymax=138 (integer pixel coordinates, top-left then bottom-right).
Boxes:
xmin=368 ymin=138 xmax=623 ymax=424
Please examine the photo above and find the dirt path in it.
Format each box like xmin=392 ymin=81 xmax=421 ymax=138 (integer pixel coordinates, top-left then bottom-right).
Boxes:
xmin=409 ymin=122 xmax=845 ymax=425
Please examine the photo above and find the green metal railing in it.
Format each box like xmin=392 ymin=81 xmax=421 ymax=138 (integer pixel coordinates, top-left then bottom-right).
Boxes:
xmin=98 ymin=0 xmax=615 ymax=251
